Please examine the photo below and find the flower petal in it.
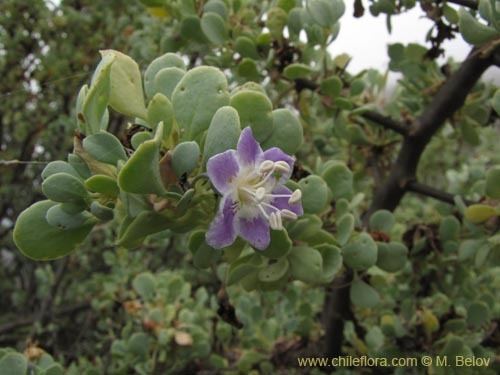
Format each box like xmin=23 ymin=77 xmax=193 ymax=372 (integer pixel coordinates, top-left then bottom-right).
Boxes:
xmin=206 ymin=196 xmax=237 ymax=249
xmin=263 ymin=147 xmax=295 ymax=180
xmin=237 ymin=215 xmax=270 ymax=250
xmin=237 ymin=127 xmax=263 ymax=166
xmin=271 ymin=186 xmax=304 ymax=216
xmin=207 ymin=150 xmax=239 ymax=194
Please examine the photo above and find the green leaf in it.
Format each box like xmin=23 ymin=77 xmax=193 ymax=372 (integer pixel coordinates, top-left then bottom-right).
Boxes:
xmin=203 ymin=0 xmax=228 ymax=19
xmin=258 ymin=258 xmax=289 ymax=283
xmin=171 ymin=141 xmax=200 ymax=177
xmin=127 ymin=332 xmax=151 ymax=358
xmin=267 ymin=7 xmax=288 ymax=38
xmin=203 ymin=106 xmax=241 ymax=163
xmin=283 ymin=63 xmax=314 ymax=80
xmin=320 ymin=76 xmax=342 ymax=98
xmin=350 ymin=279 xmax=380 ymax=308
xmin=299 ymin=175 xmax=329 ymax=214
xmin=464 ymin=204 xmax=496 ymax=224
xmin=261 ymin=229 xmax=293 ymax=259
xmin=287 ymin=8 xmax=304 ymax=35
xmin=85 ymin=174 xmax=119 ymax=196
xmin=237 ymin=58 xmax=260 ymax=80
xmin=76 ymin=84 xmax=88 ymax=133
xmin=117 ymin=210 xmax=170 ymax=248
xmin=441 ymin=336 xmax=473 ymax=358
xmin=235 ymin=36 xmax=259 ymax=59
xmin=261 ymin=108 xmax=303 ymax=154
xmin=376 ymin=242 xmax=408 ymax=272
xmin=46 ymin=204 xmax=94 ymax=230
xmin=315 ymin=244 xmax=343 ymax=282
xmin=68 ymin=153 xmax=91 ymax=179
xmin=90 ymin=201 xmax=114 ymax=221
xmin=42 ymin=173 xmax=89 ymax=203
xmin=101 ymin=50 xmax=147 ymax=119
xmin=369 ymin=210 xmax=395 ymax=233
xmin=201 ymin=12 xmax=228 ymax=44
xmin=491 ymin=89 xmax=500 ymax=115
xmin=131 ymin=131 xmax=152 ymax=149
xmin=227 ymin=255 xmax=261 ymax=285
xmin=147 ymin=93 xmax=174 ymax=141
xmin=230 ymin=89 xmax=274 ymax=142
xmin=14 ymin=201 xmax=94 ymax=260
xmin=82 ymin=132 xmax=127 ymax=165
xmin=118 ymin=132 xmax=167 ymax=195
xmin=187 ymin=230 xmax=220 ymax=269
xmin=336 ymin=213 xmax=354 ymax=246
xmin=321 ymin=161 xmax=353 ymax=200
xmin=82 ymin=53 xmax=113 ymax=134
xmin=307 ymin=0 xmax=345 ymax=27
xmin=485 ymin=166 xmax=500 ymax=198
xmin=154 ymin=67 xmax=185 ymax=99
xmin=460 ymin=118 xmax=480 ymax=146
xmin=132 ymin=272 xmax=156 ymax=300
xmin=180 ymin=16 xmax=208 ymax=43
xmin=467 ymin=301 xmax=490 ymax=327
xmin=439 ymin=215 xmax=460 ymax=241
xmin=42 ymin=161 xmax=81 ymax=180
xmin=288 ymin=246 xmax=323 ymax=284
xmin=144 ymin=53 xmax=186 ymax=99
xmin=343 ymin=232 xmax=378 ymax=270
xmin=443 ymin=4 xmax=459 ymax=24
xmin=458 ymin=8 xmax=499 ymax=45
xmin=172 ymin=66 xmax=230 ymax=141
xmin=0 ymin=353 xmax=28 ymax=375
xmin=278 ymin=0 xmax=296 ymax=13
xmin=458 ymin=239 xmax=482 ymax=261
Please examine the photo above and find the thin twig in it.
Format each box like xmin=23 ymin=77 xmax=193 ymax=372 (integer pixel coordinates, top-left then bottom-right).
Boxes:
xmin=361 ymin=110 xmax=408 ymax=136
xmin=406 ymin=180 xmax=469 ymax=205
xmin=0 ymin=160 xmax=49 ymax=166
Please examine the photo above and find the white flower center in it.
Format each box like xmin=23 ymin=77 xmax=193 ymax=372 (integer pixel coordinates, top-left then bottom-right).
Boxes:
xmin=231 ymin=160 xmax=301 ymax=230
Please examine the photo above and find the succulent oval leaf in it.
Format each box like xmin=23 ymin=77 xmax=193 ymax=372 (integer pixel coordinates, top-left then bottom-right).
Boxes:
xmin=14 ymin=201 xmax=95 ymax=260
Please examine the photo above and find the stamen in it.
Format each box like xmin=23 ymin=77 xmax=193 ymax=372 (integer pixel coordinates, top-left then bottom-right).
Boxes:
xmin=276 ymin=211 xmax=283 ymax=229
xmin=274 ymin=161 xmax=290 ymax=174
xmin=259 ymin=160 xmax=274 ymax=174
xmin=269 ymin=212 xmax=277 ymax=229
xmin=280 ymin=209 xmax=298 ymax=220
xmin=257 ymin=202 xmax=270 ymax=219
xmin=255 ymin=187 xmax=266 ymax=201
xmin=261 ymin=201 xmax=281 ymax=212
xmin=289 ymin=189 xmax=302 ymax=204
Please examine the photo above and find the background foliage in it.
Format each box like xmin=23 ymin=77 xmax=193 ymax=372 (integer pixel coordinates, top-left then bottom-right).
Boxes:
xmin=1 ymin=0 xmax=499 ymax=374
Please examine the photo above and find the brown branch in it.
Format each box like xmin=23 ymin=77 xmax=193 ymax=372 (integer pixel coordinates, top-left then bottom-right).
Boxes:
xmin=323 ymin=270 xmax=353 ymax=356
xmin=367 ymin=46 xmax=499 ymax=215
xmin=294 ymin=78 xmax=408 ymax=136
xmin=406 ymin=181 xmax=456 ymax=205
xmin=361 ymin=110 xmax=409 ymax=136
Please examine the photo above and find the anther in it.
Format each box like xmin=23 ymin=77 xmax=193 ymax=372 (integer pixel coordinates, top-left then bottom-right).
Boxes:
xmin=259 ymin=160 xmax=274 ymax=174
xmin=280 ymin=209 xmax=297 ymax=220
xmin=269 ymin=212 xmax=278 ymax=229
xmin=275 ymin=211 xmax=283 ymax=229
xmin=274 ymin=161 xmax=290 ymax=173
xmin=288 ymin=189 xmax=302 ymax=204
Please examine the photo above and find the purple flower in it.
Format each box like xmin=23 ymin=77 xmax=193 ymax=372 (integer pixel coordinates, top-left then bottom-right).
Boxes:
xmin=206 ymin=127 xmax=303 ymax=250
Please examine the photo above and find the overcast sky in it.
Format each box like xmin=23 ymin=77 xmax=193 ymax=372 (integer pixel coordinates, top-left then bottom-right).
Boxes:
xmin=331 ymin=2 xmax=498 ymax=82
xmin=331 ymin=2 xmax=466 ymax=71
